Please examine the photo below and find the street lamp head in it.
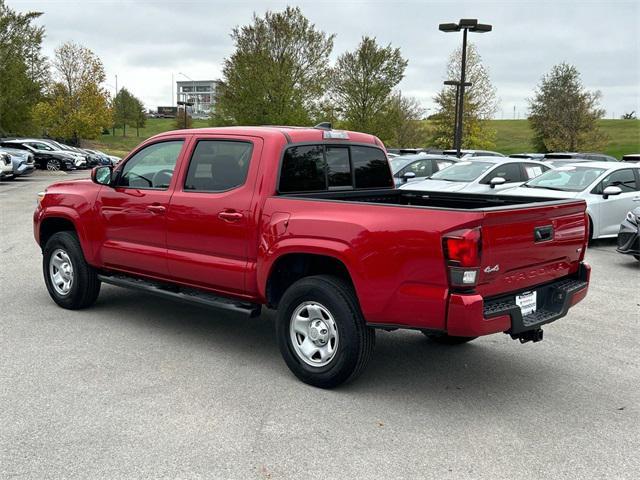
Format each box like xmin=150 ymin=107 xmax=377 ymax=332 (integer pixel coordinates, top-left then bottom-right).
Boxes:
xmin=458 ymin=18 xmax=478 ymax=28
xmin=472 ymin=23 xmax=492 ymax=33
xmin=439 ymin=22 xmax=460 ymax=32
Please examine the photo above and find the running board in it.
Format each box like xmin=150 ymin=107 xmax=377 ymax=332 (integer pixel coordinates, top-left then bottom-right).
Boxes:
xmin=97 ymin=273 xmax=261 ymax=317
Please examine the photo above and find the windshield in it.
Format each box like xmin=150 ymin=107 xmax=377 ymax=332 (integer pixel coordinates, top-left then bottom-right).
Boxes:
xmin=524 ymin=166 xmax=606 ymax=192
xmin=430 ymin=161 xmax=493 ymax=182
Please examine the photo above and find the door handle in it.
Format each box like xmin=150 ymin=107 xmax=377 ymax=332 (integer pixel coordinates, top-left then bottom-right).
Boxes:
xmin=218 ymin=210 xmax=243 ymax=222
xmin=147 ymin=204 xmax=166 ymax=214
xmin=633 ymin=196 xmax=640 ymax=202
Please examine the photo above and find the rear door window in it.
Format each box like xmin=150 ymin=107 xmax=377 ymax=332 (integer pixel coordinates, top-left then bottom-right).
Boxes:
xmin=279 ymin=145 xmax=326 ymax=192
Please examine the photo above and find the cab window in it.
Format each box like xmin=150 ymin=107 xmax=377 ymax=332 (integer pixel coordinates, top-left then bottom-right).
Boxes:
xmin=184 ymin=140 xmax=252 ymax=192
xmin=117 ymin=140 xmax=184 ymax=190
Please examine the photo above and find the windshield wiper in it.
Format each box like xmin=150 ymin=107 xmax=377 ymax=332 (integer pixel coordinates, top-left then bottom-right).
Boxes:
xmin=526 ymin=185 xmax=568 ymax=191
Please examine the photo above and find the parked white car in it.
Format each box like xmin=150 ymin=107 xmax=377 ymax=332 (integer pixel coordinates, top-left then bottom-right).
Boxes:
xmin=399 ymin=157 xmax=551 ymax=194
xmin=500 ymin=162 xmax=640 ymax=239
xmin=390 ymin=153 xmax=457 ymax=186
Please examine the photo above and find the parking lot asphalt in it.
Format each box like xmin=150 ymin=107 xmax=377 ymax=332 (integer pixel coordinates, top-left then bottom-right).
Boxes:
xmin=1 ymin=171 xmax=638 ymax=480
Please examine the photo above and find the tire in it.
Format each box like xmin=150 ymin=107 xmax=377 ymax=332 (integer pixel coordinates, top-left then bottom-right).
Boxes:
xmin=43 ymin=231 xmax=101 ymax=309
xmin=422 ymin=332 xmax=477 ymax=345
xmin=46 ymin=159 xmax=61 ymax=171
xmin=276 ymin=275 xmax=375 ymax=389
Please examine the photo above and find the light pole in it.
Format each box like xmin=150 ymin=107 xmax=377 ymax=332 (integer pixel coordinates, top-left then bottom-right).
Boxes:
xmin=444 ymin=80 xmax=472 ymax=150
xmin=439 ymin=19 xmax=492 ymax=157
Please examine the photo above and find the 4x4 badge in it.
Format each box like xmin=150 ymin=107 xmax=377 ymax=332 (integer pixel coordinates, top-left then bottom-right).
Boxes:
xmin=484 ymin=265 xmax=500 ymax=273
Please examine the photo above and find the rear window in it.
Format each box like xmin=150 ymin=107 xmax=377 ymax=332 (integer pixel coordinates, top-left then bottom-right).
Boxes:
xmin=351 ymin=146 xmax=393 ymax=189
xmin=278 ymin=144 xmax=392 ymax=193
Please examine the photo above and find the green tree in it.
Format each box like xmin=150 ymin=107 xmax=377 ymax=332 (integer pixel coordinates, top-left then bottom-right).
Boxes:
xmin=33 ymin=42 xmax=111 ymax=142
xmin=430 ymin=43 xmax=498 ymax=149
xmin=382 ymin=92 xmax=428 ymax=147
xmin=528 ymin=63 xmax=607 ymax=152
xmin=0 ymin=0 xmax=49 ymax=135
xmin=132 ymin=98 xmax=146 ymax=136
xmin=331 ymin=36 xmax=408 ymax=138
xmin=214 ymin=6 xmax=334 ymax=126
xmin=113 ymin=87 xmax=145 ymax=136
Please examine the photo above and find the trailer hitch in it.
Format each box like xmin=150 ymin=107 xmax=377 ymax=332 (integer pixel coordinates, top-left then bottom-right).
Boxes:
xmin=510 ymin=328 xmax=544 ymax=344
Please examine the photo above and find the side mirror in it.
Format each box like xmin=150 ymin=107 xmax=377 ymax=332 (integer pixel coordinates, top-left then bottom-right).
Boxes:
xmin=602 ymin=185 xmax=622 ymax=199
xmin=489 ymin=176 xmax=506 ymax=189
xmin=402 ymin=171 xmax=416 ymax=183
xmin=91 ymin=165 xmax=113 ymax=186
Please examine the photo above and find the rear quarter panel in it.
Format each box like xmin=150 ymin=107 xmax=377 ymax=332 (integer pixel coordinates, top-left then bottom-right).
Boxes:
xmin=258 ymin=197 xmax=484 ymax=329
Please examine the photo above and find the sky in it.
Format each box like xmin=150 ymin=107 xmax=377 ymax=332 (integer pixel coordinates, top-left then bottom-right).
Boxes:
xmin=10 ymin=0 xmax=640 ymax=119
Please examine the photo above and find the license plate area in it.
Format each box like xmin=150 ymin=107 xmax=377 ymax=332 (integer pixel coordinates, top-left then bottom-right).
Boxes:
xmin=515 ymin=290 xmax=537 ymax=316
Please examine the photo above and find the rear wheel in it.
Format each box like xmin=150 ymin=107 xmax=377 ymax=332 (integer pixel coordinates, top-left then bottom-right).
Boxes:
xmin=422 ymin=332 xmax=477 ymax=345
xmin=46 ymin=159 xmax=61 ymax=171
xmin=276 ymin=275 xmax=375 ymax=388
xmin=43 ymin=231 xmax=101 ymax=309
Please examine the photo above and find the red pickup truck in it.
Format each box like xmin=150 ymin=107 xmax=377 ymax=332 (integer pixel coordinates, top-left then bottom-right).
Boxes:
xmin=34 ymin=126 xmax=590 ymax=388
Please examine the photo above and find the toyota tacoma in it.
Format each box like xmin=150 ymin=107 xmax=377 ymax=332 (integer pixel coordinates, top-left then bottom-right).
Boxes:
xmin=34 ymin=126 xmax=591 ymax=388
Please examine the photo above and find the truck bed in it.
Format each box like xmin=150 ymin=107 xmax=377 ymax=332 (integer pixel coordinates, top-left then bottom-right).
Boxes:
xmin=280 ymin=188 xmax=574 ymax=211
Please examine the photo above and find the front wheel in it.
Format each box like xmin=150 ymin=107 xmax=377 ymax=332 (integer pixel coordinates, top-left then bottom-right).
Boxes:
xmin=43 ymin=231 xmax=101 ymax=309
xmin=422 ymin=332 xmax=477 ymax=345
xmin=276 ymin=275 xmax=375 ymax=388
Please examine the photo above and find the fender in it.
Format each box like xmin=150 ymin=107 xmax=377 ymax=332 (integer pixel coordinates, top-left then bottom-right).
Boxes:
xmin=37 ymin=207 xmax=97 ymax=265
xmin=256 ymin=237 xmax=357 ymax=301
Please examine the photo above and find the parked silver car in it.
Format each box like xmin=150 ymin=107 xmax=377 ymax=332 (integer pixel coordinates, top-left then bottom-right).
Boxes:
xmin=390 ymin=154 xmax=457 ymax=186
xmin=500 ymin=162 xmax=640 ymax=239
xmin=399 ymin=157 xmax=551 ymax=194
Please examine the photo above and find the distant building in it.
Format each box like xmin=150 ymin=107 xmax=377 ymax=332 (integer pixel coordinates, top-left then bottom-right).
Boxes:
xmin=176 ymin=80 xmax=219 ymax=116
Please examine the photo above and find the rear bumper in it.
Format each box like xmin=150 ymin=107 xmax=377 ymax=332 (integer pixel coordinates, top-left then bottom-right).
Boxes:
xmin=446 ymin=262 xmax=590 ymax=337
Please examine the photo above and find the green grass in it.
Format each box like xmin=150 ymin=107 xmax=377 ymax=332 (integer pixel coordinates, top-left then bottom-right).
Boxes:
xmin=87 ymin=118 xmax=640 ymax=159
xmin=491 ymin=119 xmax=640 ymax=158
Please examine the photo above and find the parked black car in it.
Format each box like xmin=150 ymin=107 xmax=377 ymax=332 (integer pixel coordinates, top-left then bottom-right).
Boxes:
xmin=0 ymin=141 xmax=76 ymax=171
xmin=616 ymin=207 xmax=640 ymax=262
xmin=621 ymin=154 xmax=640 ymax=163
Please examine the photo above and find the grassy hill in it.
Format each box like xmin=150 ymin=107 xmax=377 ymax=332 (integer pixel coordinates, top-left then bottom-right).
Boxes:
xmin=87 ymin=118 xmax=639 ymax=159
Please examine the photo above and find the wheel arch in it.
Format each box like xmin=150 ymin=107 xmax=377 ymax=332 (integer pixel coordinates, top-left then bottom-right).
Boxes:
xmin=264 ymin=252 xmax=356 ymax=309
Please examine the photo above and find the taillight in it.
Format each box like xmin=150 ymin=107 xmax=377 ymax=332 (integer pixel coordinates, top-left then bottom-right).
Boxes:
xmin=443 ymin=228 xmax=482 ymax=289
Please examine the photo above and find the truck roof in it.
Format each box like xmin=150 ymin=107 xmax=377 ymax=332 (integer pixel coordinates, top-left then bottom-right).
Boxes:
xmin=151 ymin=126 xmax=383 ymax=147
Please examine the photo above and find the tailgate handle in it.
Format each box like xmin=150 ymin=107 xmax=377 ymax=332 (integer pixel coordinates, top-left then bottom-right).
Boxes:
xmin=534 ymin=225 xmax=553 ymax=243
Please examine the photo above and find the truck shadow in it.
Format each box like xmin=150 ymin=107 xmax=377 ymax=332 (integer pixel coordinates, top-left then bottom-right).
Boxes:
xmin=94 ymin=285 xmax=575 ymax=404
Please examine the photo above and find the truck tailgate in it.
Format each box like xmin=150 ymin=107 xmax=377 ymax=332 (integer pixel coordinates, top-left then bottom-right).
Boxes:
xmin=476 ymin=200 xmax=587 ymax=298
